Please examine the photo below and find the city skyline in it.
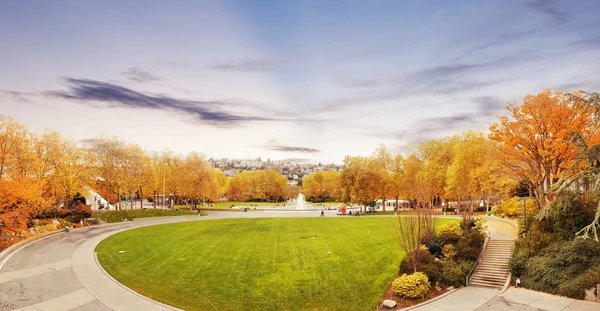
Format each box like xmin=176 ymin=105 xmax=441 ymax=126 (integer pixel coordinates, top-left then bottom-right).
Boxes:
xmin=1 ymin=0 xmax=600 ymax=163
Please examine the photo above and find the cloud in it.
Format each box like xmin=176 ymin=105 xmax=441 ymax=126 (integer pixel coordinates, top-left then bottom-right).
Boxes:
xmin=268 ymin=145 xmax=320 ymax=153
xmin=208 ymin=58 xmax=275 ymax=72
xmin=473 ymin=96 xmax=504 ymax=115
xmin=525 ymin=0 xmax=566 ymax=24
xmin=122 ymin=67 xmax=162 ymax=82
xmin=263 ymin=140 xmax=320 ymax=153
xmin=47 ymin=78 xmax=275 ymax=126
xmin=0 ymin=90 xmax=35 ymax=102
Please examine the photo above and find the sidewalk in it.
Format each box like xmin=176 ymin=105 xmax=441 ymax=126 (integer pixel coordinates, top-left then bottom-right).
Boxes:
xmin=499 ymin=287 xmax=600 ymax=311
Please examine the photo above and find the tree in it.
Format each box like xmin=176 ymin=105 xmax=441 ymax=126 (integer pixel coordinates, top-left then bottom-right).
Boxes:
xmin=389 ymin=154 xmax=407 ymax=209
xmin=0 ymin=118 xmax=33 ymax=180
xmin=0 ymin=178 xmax=51 ymax=234
xmin=340 ymin=156 xmax=379 ymax=211
xmin=417 ymin=139 xmax=454 ymax=209
xmin=547 ymin=91 xmax=600 ymax=241
xmin=489 ymin=89 xmax=599 ymax=207
xmin=372 ymin=145 xmax=393 ymax=211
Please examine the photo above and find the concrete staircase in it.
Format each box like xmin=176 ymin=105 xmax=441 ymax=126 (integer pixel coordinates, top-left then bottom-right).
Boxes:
xmin=468 ymin=239 xmax=514 ymax=289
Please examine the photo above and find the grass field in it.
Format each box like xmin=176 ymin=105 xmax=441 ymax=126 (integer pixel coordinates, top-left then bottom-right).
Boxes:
xmin=96 ymin=217 xmax=458 ymax=311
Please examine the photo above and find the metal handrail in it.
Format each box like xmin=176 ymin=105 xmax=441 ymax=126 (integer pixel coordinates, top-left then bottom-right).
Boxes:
xmin=466 ymin=229 xmax=490 ymax=286
xmin=498 ymin=241 xmax=515 ymax=289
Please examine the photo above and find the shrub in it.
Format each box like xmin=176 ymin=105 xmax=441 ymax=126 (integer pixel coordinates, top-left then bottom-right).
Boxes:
xmin=72 ymin=204 xmax=92 ymax=222
xmin=520 ymin=239 xmax=600 ymax=299
xmin=516 ymin=219 xmax=554 ymax=256
xmin=441 ymin=259 xmax=473 ymax=287
xmin=492 ymin=196 xmax=536 ymax=219
xmin=44 ymin=223 xmax=57 ymax=231
xmin=509 ymin=250 xmax=529 ymax=278
xmin=392 ymin=272 xmax=431 ymax=299
xmin=442 ymin=244 xmax=456 ymax=259
xmin=548 ymin=194 xmax=594 ymax=241
xmin=438 ymin=222 xmax=463 ymax=244
xmin=427 ymin=236 xmax=444 ymax=258
xmin=399 ymin=248 xmax=442 ymax=286
xmin=455 ymin=230 xmax=485 ymax=262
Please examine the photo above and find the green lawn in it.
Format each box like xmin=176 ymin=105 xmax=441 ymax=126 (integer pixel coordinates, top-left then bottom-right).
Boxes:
xmin=96 ymin=217 xmax=458 ymax=311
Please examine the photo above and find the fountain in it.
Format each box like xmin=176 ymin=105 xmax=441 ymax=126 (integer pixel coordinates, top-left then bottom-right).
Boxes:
xmin=295 ymin=193 xmax=306 ymax=210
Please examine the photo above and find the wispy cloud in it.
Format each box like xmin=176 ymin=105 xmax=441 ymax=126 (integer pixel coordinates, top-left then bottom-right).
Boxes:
xmin=263 ymin=140 xmax=320 ymax=153
xmin=47 ymin=78 xmax=275 ymax=126
xmin=79 ymin=138 xmax=98 ymax=145
xmin=268 ymin=145 xmax=320 ymax=153
xmin=525 ymin=0 xmax=566 ymax=24
xmin=0 ymin=90 xmax=35 ymax=102
xmin=122 ymin=67 xmax=162 ymax=82
xmin=208 ymin=58 xmax=276 ymax=72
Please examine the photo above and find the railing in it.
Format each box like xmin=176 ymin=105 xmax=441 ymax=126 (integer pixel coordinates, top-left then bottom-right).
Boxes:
xmin=466 ymin=229 xmax=490 ymax=286
xmin=498 ymin=242 xmax=514 ymax=289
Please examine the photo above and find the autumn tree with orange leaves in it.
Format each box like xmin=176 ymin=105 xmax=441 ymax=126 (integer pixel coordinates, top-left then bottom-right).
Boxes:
xmin=489 ymin=89 xmax=600 ymax=207
xmin=0 ymin=178 xmax=51 ymax=234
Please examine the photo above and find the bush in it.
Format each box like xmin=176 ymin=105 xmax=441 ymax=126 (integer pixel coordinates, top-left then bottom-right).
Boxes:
xmin=548 ymin=194 xmax=594 ymax=241
xmin=520 ymin=239 xmax=600 ymax=299
xmin=399 ymin=248 xmax=442 ymax=287
xmin=516 ymin=219 xmax=554 ymax=256
xmin=441 ymin=259 xmax=473 ymax=287
xmin=509 ymin=250 xmax=528 ymax=278
xmin=72 ymin=204 xmax=92 ymax=222
xmin=427 ymin=236 xmax=444 ymax=257
xmin=392 ymin=272 xmax=431 ymax=299
xmin=492 ymin=196 xmax=536 ymax=219
xmin=455 ymin=230 xmax=485 ymax=262
xmin=44 ymin=223 xmax=57 ymax=231
xmin=442 ymin=244 xmax=456 ymax=259
xmin=438 ymin=222 xmax=463 ymax=244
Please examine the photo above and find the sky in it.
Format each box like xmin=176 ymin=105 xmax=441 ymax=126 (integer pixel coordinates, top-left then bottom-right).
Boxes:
xmin=1 ymin=0 xmax=599 ymax=164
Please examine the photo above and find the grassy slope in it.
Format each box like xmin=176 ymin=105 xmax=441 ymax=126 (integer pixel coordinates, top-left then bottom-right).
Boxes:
xmin=96 ymin=217 xmax=457 ymax=311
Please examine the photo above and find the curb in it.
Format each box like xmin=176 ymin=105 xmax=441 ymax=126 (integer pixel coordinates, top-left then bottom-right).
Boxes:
xmin=398 ymin=288 xmax=460 ymax=310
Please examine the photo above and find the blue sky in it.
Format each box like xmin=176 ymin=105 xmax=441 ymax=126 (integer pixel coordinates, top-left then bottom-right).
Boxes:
xmin=1 ymin=0 xmax=599 ymax=163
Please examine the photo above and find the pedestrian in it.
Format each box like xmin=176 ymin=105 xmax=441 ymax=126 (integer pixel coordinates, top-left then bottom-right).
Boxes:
xmin=320 ymin=210 xmax=324 ymax=217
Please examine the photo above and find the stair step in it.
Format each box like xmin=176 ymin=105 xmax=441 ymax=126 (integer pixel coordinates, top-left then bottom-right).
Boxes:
xmin=476 ymin=267 xmax=509 ymax=273
xmin=480 ymin=260 xmax=511 ymax=264
xmin=476 ymin=267 xmax=509 ymax=272
xmin=472 ymin=272 xmax=509 ymax=279
xmin=469 ymin=278 xmax=504 ymax=285
xmin=469 ymin=280 xmax=502 ymax=288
